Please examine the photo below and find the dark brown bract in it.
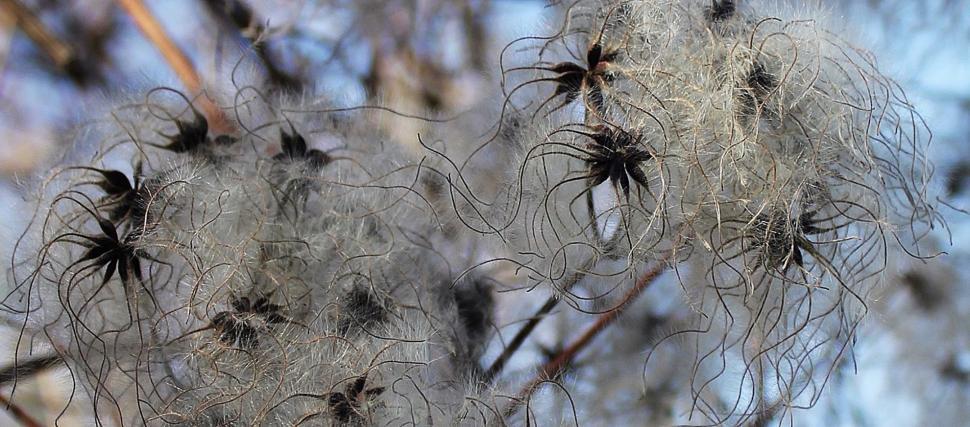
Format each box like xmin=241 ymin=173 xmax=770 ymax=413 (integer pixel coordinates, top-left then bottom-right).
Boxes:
xmin=580 ymin=125 xmax=653 ymax=200
xmin=537 ymin=42 xmax=620 ymax=115
xmin=210 ymin=295 xmax=288 ymax=349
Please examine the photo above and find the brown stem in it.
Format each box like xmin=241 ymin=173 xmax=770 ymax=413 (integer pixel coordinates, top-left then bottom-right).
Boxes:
xmin=201 ymin=0 xmax=301 ymax=91
xmin=0 ymin=392 xmax=43 ymax=427
xmin=505 ymin=257 xmax=669 ymax=418
xmin=483 ymin=294 xmax=559 ymax=383
xmin=1 ymin=0 xmax=69 ymax=64
xmin=483 ymin=257 xmax=596 ymax=383
xmin=0 ymin=354 xmax=63 ymax=386
xmin=115 ymin=0 xmax=232 ymax=132
xmin=0 ymin=0 xmax=97 ymax=84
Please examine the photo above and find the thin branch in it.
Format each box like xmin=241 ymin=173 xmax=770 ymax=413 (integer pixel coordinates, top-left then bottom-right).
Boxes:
xmin=0 ymin=0 xmax=98 ymax=85
xmin=0 ymin=0 xmax=69 ymax=64
xmin=0 ymin=354 xmax=64 ymax=386
xmin=483 ymin=257 xmax=596 ymax=383
xmin=202 ymin=0 xmax=302 ymax=91
xmin=115 ymin=0 xmax=232 ymax=132
xmin=115 ymin=0 xmax=199 ymax=91
xmin=460 ymin=0 xmax=489 ymax=71
xmin=505 ymin=256 xmax=670 ymax=417
xmin=483 ymin=294 xmax=560 ymax=383
xmin=0 ymin=392 xmax=43 ymax=427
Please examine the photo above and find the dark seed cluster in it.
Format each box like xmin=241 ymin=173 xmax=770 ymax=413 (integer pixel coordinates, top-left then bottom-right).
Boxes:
xmin=0 ymin=1 xmax=948 ymax=426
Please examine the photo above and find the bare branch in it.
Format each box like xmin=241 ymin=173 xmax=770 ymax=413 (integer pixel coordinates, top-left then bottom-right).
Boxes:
xmin=506 ymin=254 xmax=671 ymax=417
xmin=115 ymin=0 xmax=232 ymax=132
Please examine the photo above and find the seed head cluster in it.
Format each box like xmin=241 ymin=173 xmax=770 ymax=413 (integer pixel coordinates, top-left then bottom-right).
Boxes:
xmin=0 ymin=1 xmax=946 ymax=426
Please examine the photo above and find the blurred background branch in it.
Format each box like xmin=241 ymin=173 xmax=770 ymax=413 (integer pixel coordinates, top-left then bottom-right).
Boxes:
xmin=0 ymin=0 xmax=100 ymax=85
xmin=115 ymin=0 xmax=231 ymax=131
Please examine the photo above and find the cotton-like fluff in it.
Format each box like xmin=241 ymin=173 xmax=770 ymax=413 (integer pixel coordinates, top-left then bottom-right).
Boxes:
xmin=2 ymin=83 xmax=510 ymax=425
xmin=468 ymin=0 xmax=943 ymax=425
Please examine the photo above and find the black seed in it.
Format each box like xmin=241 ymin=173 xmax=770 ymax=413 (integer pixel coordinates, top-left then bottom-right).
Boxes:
xmin=736 ymin=62 xmax=777 ymax=122
xmin=211 ymin=311 xmax=260 ymax=349
xmin=231 ymin=296 xmax=252 ymax=313
xmin=252 ymin=297 xmax=287 ymax=323
xmin=901 ymin=271 xmax=942 ymax=311
xmin=274 ymin=128 xmax=331 ymax=172
xmin=942 ymin=357 xmax=969 ymax=383
xmin=126 ymin=176 xmax=158 ymax=228
xmin=93 ymin=169 xmax=133 ymax=196
xmin=279 ymin=129 xmax=308 ymax=159
xmin=747 ymin=62 xmax=776 ymax=93
xmin=328 ymin=392 xmax=354 ymax=422
xmin=421 ymin=173 xmax=446 ymax=199
xmin=946 ymin=161 xmax=970 ymax=196
xmin=706 ymin=0 xmax=736 ymax=22
xmin=453 ymin=279 xmax=493 ymax=346
xmin=348 ymin=375 xmax=368 ymax=396
xmin=164 ymin=113 xmax=209 ymax=153
xmin=339 ymin=287 xmax=387 ymax=334
xmin=306 ymin=150 xmax=331 ymax=171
